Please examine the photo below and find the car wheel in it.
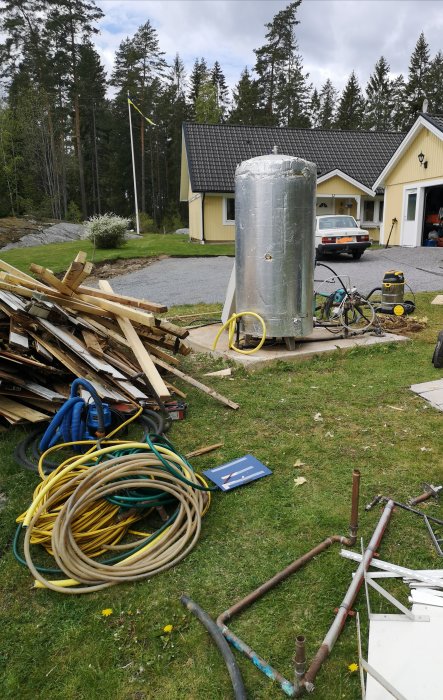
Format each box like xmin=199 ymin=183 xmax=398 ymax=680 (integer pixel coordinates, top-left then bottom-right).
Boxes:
xmin=315 ymin=249 xmax=323 ymax=261
xmin=352 ymin=251 xmax=363 ymax=260
xmin=432 ymin=330 xmax=443 ymax=368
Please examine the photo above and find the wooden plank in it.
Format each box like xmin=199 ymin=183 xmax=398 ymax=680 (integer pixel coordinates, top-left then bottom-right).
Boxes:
xmin=65 ymin=261 xmax=94 ymax=291
xmin=186 ymin=443 xmax=223 ymax=459
xmin=77 ymin=290 xmax=154 ymax=328
xmin=143 ymin=341 xmax=180 ymax=366
xmin=99 ymin=280 xmax=170 ymax=399
xmin=62 ymin=260 xmax=84 ymax=287
xmin=74 ymin=251 xmax=88 ymax=264
xmin=0 ymin=280 xmax=105 ymax=316
xmin=9 ymin=320 xmax=29 ymax=350
xmin=29 ymin=263 xmax=75 ymax=296
xmin=152 ymin=357 xmax=239 ymax=410
xmin=155 ymin=318 xmax=189 ymax=339
xmin=165 ymin=381 xmax=187 ymax=399
xmin=77 ymin=284 xmax=167 ymax=314
xmin=0 ymin=271 xmax=53 ymax=293
xmin=0 ymin=397 xmax=50 ymax=423
xmin=81 ymin=330 xmax=104 ymax=356
xmin=431 ymin=295 xmax=443 ymax=305
xmin=0 ymin=259 xmax=37 ymax=284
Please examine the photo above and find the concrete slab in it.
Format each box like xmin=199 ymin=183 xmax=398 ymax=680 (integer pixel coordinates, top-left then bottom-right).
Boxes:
xmin=410 ymin=378 xmax=443 ymax=411
xmin=187 ymin=324 xmax=409 ymax=369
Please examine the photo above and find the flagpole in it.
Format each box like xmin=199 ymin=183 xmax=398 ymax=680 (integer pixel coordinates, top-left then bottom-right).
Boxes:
xmin=127 ymin=91 xmax=140 ymax=235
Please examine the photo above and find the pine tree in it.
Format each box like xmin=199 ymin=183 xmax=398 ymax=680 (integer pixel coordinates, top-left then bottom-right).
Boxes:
xmin=309 ymin=88 xmax=321 ymax=128
xmin=76 ymin=41 xmax=108 ymax=215
xmin=45 ymin=0 xmax=104 ymax=218
xmin=253 ymin=1 xmax=303 ymax=125
xmin=426 ymin=51 xmax=443 ymax=114
xmin=364 ymin=56 xmax=393 ymax=131
xmin=211 ymin=61 xmax=230 ymax=119
xmin=404 ymin=32 xmax=431 ymax=128
xmin=111 ymin=21 xmax=167 ymax=214
xmin=229 ymin=68 xmax=262 ymax=124
xmin=335 ymin=71 xmax=365 ymax=130
xmin=188 ymin=58 xmax=209 ymax=115
xmin=390 ymin=74 xmax=407 ymax=131
xmin=318 ymin=79 xmax=338 ymax=129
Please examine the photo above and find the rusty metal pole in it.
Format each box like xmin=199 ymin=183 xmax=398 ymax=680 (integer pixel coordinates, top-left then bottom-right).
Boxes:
xmin=301 ymin=499 xmax=395 ymax=693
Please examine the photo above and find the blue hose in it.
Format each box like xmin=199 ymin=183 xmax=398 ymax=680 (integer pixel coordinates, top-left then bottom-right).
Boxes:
xmin=39 ymin=378 xmax=108 ymax=453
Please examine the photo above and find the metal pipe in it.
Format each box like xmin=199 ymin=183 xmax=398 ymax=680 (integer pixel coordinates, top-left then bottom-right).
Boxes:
xmin=294 ymin=635 xmax=306 ymax=692
xmin=180 ymin=595 xmax=247 ymax=700
xmin=216 ymin=471 xmax=361 ymax=696
xmin=301 ymin=499 xmax=395 ymax=693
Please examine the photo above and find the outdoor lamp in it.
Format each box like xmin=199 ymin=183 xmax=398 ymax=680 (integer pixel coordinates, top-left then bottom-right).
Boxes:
xmin=418 ymin=152 xmax=425 ymax=165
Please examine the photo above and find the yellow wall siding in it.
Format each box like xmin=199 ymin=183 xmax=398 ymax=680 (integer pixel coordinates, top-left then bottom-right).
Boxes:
xmin=204 ymin=195 xmax=235 ymax=242
xmin=382 ymin=184 xmax=403 ymax=246
xmin=386 ymin=129 xmax=443 ymax=186
xmin=317 ymin=176 xmax=365 ymax=196
xmin=188 ymin=185 xmax=203 ymax=241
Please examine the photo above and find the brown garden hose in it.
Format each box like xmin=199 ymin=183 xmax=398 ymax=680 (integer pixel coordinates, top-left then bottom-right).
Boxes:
xmin=23 ymin=453 xmax=206 ymax=594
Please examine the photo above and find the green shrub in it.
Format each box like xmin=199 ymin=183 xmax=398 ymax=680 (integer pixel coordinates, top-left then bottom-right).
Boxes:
xmin=66 ymin=201 xmax=82 ymax=223
xmin=86 ymin=213 xmax=129 ymax=249
xmin=138 ymin=211 xmax=156 ymax=233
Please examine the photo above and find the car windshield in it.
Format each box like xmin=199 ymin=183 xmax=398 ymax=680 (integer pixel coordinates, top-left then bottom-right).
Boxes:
xmin=318 ymin=216 xmax=357 ymax=230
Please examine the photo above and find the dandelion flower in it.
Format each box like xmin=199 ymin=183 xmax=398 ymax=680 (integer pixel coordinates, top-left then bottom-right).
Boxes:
xmin=163 ymin=624 xmax=173 ymax=633
xmin=348 ymin=662 xmax=359 ymax=673
xmin=102 ymin=608 xmax=113 ymax=617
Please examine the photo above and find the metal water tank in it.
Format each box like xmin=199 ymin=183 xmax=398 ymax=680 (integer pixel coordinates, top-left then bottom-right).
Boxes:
xmin=235 ymin=154 xmax=316 ymax=339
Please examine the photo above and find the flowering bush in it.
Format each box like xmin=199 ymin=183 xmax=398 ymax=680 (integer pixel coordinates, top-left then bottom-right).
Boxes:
xmin=86 ymin=213 xmax=130 ymax=249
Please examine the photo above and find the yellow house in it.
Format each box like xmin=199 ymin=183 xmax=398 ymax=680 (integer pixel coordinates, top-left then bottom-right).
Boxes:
xmin=180 ymin=123 xmax=405 ymax=244
xmin=373 ymin=114 xmax=443 ymax=247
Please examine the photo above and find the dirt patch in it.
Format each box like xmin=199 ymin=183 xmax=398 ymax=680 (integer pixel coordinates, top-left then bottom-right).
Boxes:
xmin=0 ymin=216 xmax=55 ymax=247
xmin=379 ymin=315 xmax=428 ymax=336
xmin=86 ymin=255 xmax=168 ymax=284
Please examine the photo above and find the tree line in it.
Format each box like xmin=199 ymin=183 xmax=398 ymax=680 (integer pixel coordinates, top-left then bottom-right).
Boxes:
xmin=0 ymin=0 xmax=440 ymax=225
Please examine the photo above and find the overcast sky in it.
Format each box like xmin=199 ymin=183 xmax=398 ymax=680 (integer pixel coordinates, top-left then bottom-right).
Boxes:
xmin=96 ymin=0 xmax=443 ymax=95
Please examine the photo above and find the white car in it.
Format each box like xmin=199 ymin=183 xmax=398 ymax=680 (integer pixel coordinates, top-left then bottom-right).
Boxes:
xmin=315 ymin=215 xmax=371 ymax=260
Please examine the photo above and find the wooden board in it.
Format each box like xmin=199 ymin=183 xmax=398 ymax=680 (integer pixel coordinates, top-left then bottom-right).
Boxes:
xmin=99 ymin=280 xmax=170 ymax=400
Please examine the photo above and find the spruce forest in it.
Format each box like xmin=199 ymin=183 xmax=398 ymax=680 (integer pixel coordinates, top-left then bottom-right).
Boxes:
xmin=1 ymin=0 xmax=441 ymax=227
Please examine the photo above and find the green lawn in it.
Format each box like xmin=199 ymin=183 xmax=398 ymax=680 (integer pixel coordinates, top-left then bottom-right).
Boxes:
xmin=0 ymin=233 xmax=234 ymax=275
xmin=1 ymin=293 xmax=443 ymax=700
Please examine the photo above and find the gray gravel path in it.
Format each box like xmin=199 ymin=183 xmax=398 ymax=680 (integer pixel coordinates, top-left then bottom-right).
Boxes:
xmin=108 ymin=248 xmax=443 ymax=307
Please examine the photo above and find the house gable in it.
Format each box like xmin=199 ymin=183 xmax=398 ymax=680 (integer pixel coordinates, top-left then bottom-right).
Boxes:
xmin=317 ymin=170 xmax=374 ymax=196
xmin=374 ymin=114 xmax=443 ymax=189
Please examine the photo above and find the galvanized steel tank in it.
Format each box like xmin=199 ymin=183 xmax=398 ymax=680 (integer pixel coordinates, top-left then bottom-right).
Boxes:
xmin=235 ymin=154 xmax=316 ymax=339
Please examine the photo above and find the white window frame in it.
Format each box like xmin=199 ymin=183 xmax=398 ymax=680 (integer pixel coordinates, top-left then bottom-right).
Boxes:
xmin=361 ymin=197 xmax=384 ymax=227
xmin=223 ymin=196 xmax=235 ymax=225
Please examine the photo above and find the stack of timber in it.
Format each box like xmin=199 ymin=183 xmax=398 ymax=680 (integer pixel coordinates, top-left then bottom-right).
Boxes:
xmin=0 ymin=253 xmax=238 ymax=429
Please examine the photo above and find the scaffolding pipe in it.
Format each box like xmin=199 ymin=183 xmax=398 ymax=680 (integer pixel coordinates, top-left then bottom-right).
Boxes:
xmin=301 ymin=499 xmax=395 ymax=693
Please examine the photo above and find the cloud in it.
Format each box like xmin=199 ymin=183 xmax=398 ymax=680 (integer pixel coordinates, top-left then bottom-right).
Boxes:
xmin=95 ymin=0 xmax=443 ymax=94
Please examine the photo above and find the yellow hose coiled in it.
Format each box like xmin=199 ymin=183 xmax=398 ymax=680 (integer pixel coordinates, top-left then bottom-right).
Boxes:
xmin=212 ymin=312 xmax=266 ymax=355
xmin=19 ymin=436 xmax=211 ymax=593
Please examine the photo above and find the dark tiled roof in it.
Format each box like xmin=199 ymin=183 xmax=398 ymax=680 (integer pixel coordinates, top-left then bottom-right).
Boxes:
xmin=183 ymin=122 xmax=406 ymax=193
xmin=421 ymin=113 xmax=443 ymax=133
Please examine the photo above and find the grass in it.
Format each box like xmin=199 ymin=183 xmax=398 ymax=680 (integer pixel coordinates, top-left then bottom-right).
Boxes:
xmin=0 ymin=233 xmax=234 ymax=275
xmin=1 ymin=292 xmax=443 ymax=700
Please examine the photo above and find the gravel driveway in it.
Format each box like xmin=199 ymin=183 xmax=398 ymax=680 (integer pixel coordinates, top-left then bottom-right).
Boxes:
xmin=109 ymin=248 xmax=443 ymax=307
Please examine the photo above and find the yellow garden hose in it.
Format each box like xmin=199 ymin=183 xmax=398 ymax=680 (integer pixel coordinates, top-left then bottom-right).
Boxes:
xmin=212 ymin=311 xmax=266 ymax=355
xmin=18 ymin=432 xmax=211 ymax=593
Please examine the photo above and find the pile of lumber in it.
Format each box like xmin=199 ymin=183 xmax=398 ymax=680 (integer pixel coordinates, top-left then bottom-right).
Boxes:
xmin=0 ymin=253 xmax=238 ymax=429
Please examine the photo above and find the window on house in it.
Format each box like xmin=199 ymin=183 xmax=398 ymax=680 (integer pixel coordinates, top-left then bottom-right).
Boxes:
xmin=363 ymin=200 xmax=375 ymax=222
xmin=379 ymin=200 xmax=384 ymax=222
xmin=225 ymin=197 xmax=235 ymax=223
xmin=407 ymin=193 xmax=417 ymax=221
